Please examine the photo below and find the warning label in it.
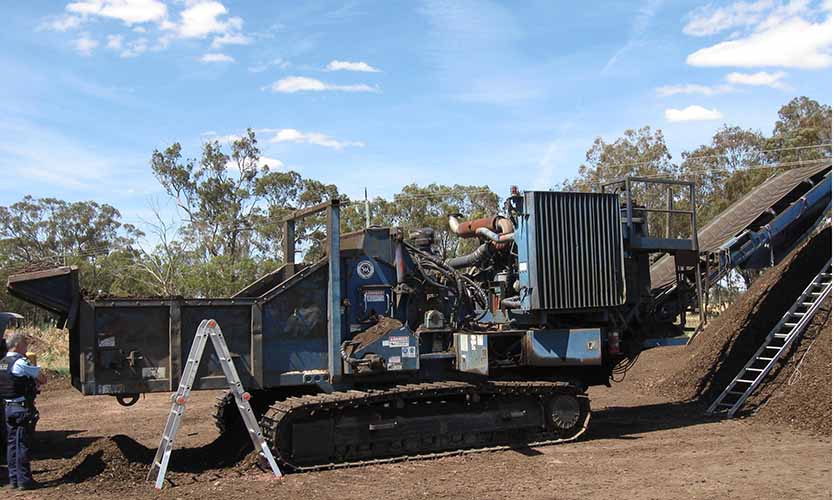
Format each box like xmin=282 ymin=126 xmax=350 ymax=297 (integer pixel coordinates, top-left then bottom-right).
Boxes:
xmin=388 ymin=335 xmax=410 ymax=348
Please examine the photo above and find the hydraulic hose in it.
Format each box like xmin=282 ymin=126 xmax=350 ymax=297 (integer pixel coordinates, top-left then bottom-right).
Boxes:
xmin=445 ymin=243 xmax=494 ymax=269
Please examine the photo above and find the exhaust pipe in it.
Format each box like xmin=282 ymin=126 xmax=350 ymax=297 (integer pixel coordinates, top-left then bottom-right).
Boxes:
xmin=447 ymin=214 xmax=515 ymax=245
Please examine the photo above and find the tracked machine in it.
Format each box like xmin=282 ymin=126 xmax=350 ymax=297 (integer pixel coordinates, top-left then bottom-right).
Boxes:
xmin=7 ymin=167 xmax=831 ymax=470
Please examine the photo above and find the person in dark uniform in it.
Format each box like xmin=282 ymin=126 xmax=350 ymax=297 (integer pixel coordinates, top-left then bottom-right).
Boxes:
xmin=0 ymin=330 xmax=46 ymax=490
xmin=0 ymin=330 xmax=5 ymax=483
xmin=0 ymin=312 xmax=19 ymax=486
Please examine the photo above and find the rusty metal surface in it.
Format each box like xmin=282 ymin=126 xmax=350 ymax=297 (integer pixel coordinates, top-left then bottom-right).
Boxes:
xmin=650 ymin=163 xmax=831 ymax=291
xmin=456 ymin=216 xmax=497 ymax=237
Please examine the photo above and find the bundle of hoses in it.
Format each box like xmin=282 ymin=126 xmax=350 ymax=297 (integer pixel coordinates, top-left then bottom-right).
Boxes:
xmin=402 ymin=240 xmax=489 ymax=326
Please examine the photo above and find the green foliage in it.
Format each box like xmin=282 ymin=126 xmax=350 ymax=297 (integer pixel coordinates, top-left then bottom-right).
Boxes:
xmin=680 ymin=125 xmax=768 ymax=227
xmin=0 ymin=197 xmax=143 ymax=318
xmin=345 ymin=183 xmax=500 ymax=257
xmin=0 ymin=96 xmax=830 ymax=309
xmin=561 ymin=126 xmax=680 ymax=237
xmin=765 ymin=96 xmax=832 ymax=163
xmin=561 ymin=97 xmax=832 ymax=237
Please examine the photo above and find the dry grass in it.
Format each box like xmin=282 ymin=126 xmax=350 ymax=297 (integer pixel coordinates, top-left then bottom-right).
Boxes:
xmin=7 ymin=326 xmax=70 ymax=373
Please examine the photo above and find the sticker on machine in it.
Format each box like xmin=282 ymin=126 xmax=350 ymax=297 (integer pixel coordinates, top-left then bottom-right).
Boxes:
xmin=387 ymin=356 xmax=402 ymax=371
xmin=388 ymin=335 xmax=410 ymax=347
xmin=518 ymin=262 xmax=528 ymax=272
xmin=401 ymin=346 xmax=416 ymax=358
xmin=142 ymin=367 xmax=166 ymax=379
xmin=365 ymin=290 xmax=386 ymax=302
xmin=98 ymin=336 xmax=116 ymax=347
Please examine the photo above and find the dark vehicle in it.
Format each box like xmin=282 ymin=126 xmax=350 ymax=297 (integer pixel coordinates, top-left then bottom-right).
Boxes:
xmin=7 ymin=167 xmax=830 ymax=470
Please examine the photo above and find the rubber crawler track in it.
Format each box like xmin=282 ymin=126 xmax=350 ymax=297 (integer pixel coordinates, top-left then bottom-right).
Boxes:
xmin=260 ymin=380 xmax=591 ymax=472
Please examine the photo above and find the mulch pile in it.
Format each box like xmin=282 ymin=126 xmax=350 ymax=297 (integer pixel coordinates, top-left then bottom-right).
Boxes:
xmin=47 ymin=432 xmax=269 ymax=489
xmin=650 ymin=226 xmax=831 ymax=434
xmin=747 ymin=303 xmax=831 ymax=436
xmin=52 ymin=435 xmax=151 ymax=485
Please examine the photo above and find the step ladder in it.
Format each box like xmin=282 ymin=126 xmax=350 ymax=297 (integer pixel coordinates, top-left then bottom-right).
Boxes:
xmin=147 ymin=319 xmax=282 ymax=489
xmin=706 ymin=259 xmax=832 ymax=417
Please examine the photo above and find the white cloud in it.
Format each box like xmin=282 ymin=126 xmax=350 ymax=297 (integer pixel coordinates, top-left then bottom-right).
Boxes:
xmin=74 ymin=33 xmax=98 ymax=56
xmin=210 ymin=32 xmax=252 ymax=48
xmin=66 ymin=0 xmax=168 ymax=25
xmin=259 ymin=156 xmax=284 ymax=170
xmin=602 ymin=0 xmax=664 ymax=74
xmin=665 ymin=105 xmax=724 ymax=122
xmin=210 ymin=133 xmax=243 ymax=143
xmin=683 ymin=0 xmax=775 ymax=36
xmin=43 ymin=1 xmax=251 ymax=61
xmin=269 ymin=129 xmax=364 ymax=150
xmin=725 ymin=70 xmax=789 ymax=88
xmin=655 ymin=83 xmax=734 ymax=96
xmin=174 ymin=1 xmax=243 ymax=38
xmin=106 ymin=34 xmax=123 ymax=50
xmin=683 ymin=0 xmax=832 ymax=69
xmin=325 ymin=60 xmax=381 ymax=72
xmin=686 ymin=16 xmax=831 ymax=68
xmin=268 ymin=76 xmax=377 ymax=93
xmin=200 ymin=52 xmax=235 ymax=63
xmin=248 ymin=58 xmax=289 ymax=73
xmin=104 ymin=33 xmax=148 ymax=57
xmin=39 ymin=14 xmax=83 ymax=32
xmin=224 ymin=156 xmax=283 ymax=172
xmin=119 ymin=37 xmax=148 ymax=57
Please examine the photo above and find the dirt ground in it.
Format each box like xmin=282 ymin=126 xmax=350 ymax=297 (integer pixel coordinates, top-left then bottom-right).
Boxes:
xmin=1 ymin=357 xmax=829 ymax=500
xmin=3 ymin=230 xmax=831 ymax=499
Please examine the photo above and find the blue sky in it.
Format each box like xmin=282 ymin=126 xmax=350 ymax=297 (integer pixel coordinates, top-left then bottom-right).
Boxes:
xmin=0 ymin=0 xmax=832 ymax=234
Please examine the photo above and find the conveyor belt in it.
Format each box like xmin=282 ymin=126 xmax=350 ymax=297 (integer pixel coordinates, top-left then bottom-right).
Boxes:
xmin=650 ymin=163 xmax=831 ymax=291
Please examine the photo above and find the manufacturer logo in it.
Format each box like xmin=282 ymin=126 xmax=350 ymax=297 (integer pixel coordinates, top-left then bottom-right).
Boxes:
xmin=356 ymin=260 xmax=375 ymax=279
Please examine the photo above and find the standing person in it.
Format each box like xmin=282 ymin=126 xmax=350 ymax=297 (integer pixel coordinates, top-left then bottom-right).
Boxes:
xmin=0 ymin=312 xmax=20 ymax=488
xmin=0 ymin=331 xmax=46 ymax=490
xmin=0 ymin=332 xmax=5 ymax=485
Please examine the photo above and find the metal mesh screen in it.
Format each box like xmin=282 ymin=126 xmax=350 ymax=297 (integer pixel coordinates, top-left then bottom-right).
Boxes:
xmin=530 ymin=191 xmax=626 ymax=310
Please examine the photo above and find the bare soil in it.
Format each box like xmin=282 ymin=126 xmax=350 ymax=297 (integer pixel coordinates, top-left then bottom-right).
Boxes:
xmin=0 ymin=363 xmax=827 ymax=500
xmin=2 ymin=229 xmax=831 ymax=499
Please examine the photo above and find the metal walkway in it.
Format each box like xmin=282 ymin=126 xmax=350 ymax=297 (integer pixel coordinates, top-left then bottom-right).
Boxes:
xmin=706 ymin=259 xmax=832 ymax=417
xmin=650 ymin=163 xmax=831 ymax=293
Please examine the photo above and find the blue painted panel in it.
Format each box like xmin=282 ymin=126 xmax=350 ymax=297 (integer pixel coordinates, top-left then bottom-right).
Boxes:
xmin=261 ymin=265 xmax=329 ymax=377
xmin=523 ymin=329 xmax=601 ymax=366
xmin=344 ymin=256 xmax=397 ymax=330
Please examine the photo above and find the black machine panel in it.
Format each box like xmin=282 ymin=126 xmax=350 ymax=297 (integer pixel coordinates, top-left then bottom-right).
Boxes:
xmin=526 ymin=191 xmax=626 ymax=310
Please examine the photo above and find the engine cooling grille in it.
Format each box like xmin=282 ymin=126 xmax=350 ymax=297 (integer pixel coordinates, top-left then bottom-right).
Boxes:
xmin=528 ymin=191 xmax=626 ymax=310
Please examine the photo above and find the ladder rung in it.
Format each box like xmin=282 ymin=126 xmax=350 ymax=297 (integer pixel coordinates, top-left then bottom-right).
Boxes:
xmin=727 ymin=391 xmax=745 ymax=396
xmin=782 ymin=322 xmax=799 ymax=327
xmin=773 ymin=334 xmax=789 ymax=339
xmin=765 ymin=346 xmax=782 ymax=350
xmin=735 ymin=379 xmax=756 ymax=384
xmin=802 ymin=302 xmax=815 ymax=306
xmin=757 ymin=357 xmax=774 ymax=361
xmin=745 ymin=368 xmax=763 ymax=372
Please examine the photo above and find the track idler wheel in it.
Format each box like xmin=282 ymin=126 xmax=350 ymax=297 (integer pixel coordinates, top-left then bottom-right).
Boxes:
xmin=214 ymin=389 xmax=306 ymax=438
xmin=213 ymin=391 xmax=245 ymax=437
xmin=543 ymin=394 xmax=590 ymax=438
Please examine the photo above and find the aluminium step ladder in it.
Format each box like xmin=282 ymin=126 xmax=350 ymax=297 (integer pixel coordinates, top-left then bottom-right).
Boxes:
xmin=706 ymin=259 xmax=832 ymax=417
xmin=147 ymin=319 xmax=282 ymax=489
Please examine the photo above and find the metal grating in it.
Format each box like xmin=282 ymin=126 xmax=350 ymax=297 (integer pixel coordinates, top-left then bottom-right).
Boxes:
xmin=530 ymin=192 xmax=626 ymax=310
xmin=649 ymin=163 xmax=831 ymax=291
